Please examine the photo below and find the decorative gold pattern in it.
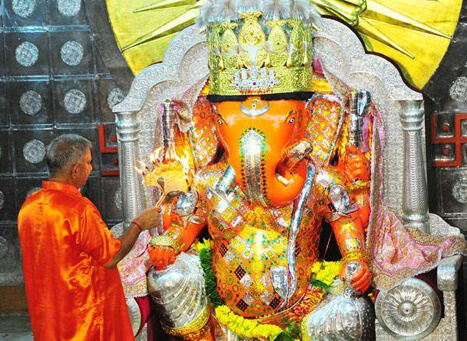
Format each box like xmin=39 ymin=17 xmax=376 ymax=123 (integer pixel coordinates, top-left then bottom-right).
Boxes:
xmin=306 ymin=95 xmax=344 ymax=166
xmin=149 ymin=234 xmax=183 ymax=253
xmin=342 ymin=249 xmax=371 ymax=264
xmin=162 ymin=305 xmax=211 ymax=337
xmin=181 ymin=321 xmax=213 ymax=341
xmin=207 ymin=11 xmax=315 ymax=96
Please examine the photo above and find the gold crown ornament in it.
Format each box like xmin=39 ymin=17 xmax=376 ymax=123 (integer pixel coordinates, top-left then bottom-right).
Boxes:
xmin=200 ymin=0 xmax=322 ymax=97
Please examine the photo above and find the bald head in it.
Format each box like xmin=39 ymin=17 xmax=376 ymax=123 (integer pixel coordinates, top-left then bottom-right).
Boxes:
xmin=46 ymin=134 xmax=92 ymax=177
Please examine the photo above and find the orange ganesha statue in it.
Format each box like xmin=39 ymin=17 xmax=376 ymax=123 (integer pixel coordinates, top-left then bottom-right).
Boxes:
xmin=143 ymin=1 xmax=376 ymax=340
xmin=110 ymin=0 xmax=467 ymax=340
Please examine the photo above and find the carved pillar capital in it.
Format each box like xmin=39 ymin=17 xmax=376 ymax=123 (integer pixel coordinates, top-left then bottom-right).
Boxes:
xmin=399 ymin=100 xmax=425 ymax=131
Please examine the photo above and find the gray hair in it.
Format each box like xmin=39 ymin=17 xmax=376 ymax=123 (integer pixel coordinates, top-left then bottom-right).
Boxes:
xmin=46 ymin=134 xmax=92 ymax=176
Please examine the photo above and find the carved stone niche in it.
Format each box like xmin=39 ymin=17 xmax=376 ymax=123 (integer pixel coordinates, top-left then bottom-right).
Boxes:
xmin=114 ymin=18 xmax=463 ymax=341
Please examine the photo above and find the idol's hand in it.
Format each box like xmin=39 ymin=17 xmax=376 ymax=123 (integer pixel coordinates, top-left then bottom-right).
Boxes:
xmin=339 ymin=145 xmax=370 ymax=183
xmin=148 ymin=244 xmax=177 ymax=271
xmin=340 ymin=260 xmax=372 ymax=295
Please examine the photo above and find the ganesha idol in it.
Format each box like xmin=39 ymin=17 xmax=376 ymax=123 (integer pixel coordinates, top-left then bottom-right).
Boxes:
xmin=113 ymin=1 xmax=466 ymax=340
xmin=140 ymin=3 xmax=376 ymax=340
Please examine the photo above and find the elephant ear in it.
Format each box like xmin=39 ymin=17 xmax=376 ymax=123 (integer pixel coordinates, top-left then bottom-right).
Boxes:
xmin=188 ymin=96 xmax=219 ymax=171
xmin=306 ymin=94 xmax=345 ymax=166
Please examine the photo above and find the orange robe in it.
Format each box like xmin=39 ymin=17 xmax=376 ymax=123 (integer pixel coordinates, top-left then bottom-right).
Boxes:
xmin=18 ymin=181 xmax=134 ymax=341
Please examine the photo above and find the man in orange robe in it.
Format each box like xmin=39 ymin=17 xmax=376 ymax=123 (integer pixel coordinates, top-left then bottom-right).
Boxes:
xmin=18 ymin=134 xmax=158 ymax=340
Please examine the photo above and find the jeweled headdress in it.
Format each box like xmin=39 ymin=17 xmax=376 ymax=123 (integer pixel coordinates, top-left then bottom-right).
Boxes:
xmin=199 ymin=0 xmax=321 ymax=97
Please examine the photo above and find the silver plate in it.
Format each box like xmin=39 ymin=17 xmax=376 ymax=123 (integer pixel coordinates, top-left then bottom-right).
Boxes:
xmin=20 ymin=90 xmax=42 ymax=116
xmin=64 ymin=89 xmax=86 ymax=114
xmin=23 ymin=139 xmax=46 ymax=164
xmin=60 ymin=41 xmax=84 ymax=66
xmin=449 ymin=76 xmax=467 ymax=102
xmin=57 ymin=0 xmax=81 ymax=17
xmin=12 ymin=0 xmax=36 ymax=18
xmin=376 ymin=278 xmax=441 ymax=340
xmin=15 ymin=42 xmax=39 ymax=67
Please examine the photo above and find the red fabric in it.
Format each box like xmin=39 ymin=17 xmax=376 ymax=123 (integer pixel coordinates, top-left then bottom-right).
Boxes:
xmin=134 ymin=296 xmax=152 ymax=336
xmin=18 ymin=181 xmax=134 ymax=341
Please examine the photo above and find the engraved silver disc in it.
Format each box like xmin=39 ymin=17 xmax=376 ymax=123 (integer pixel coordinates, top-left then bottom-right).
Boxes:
xmin=64 ymin=89 xmax=86 ymax=114
xmin=452 ymin=179 xmax=467 ymax=204
xmin=376 ymin=278 xmax=441 ymax=340
xmin=15 ymin=42 xmax=39 ymax=67
xmin=12 ymin=0 xmax=36 ymax=18
xmin=57 ymin=0 xmax=81 ymax=17
xmin=20 ymin=90 xmax=42 ymax=116
xmin=23 ymin=139 xmax=46 ymax=164
xmin=107 ymin=87 xmax=125 ymax=109
xmin=60 ymin=41 xmax=84 ymax=66
xmin=449 ymin=77 xmax=467 ymax=102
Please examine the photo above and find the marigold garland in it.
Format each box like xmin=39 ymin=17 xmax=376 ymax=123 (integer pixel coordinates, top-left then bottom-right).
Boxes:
xmin=310 ymin=261 xmax=342 ymax=289
xmin=215 ymin=305 xmax=284 ymax=340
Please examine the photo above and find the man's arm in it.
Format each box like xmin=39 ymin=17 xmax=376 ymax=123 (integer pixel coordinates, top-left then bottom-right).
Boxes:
xmin=105 ymin=207 xmax=160 ymax=269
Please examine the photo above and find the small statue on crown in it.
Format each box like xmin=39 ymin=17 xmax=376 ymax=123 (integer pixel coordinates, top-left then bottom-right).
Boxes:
xmin=143 ymin=1 xmax=376 ymax=339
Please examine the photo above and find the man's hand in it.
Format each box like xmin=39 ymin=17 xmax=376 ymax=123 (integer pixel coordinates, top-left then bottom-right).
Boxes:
xmin=148 ymin=245 xmax=177 ymax=270
xmin=340 ymin=260 xmax=372 ymax=295
xmin=132 ymin=207 xmax=161 ymax=231
xmin=339 ymin=145 xmax=370 ymax=183
xmin=104 ymin=206 xmax=161 ymax=269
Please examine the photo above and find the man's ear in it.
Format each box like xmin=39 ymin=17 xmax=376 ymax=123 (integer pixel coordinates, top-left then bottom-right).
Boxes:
xmin=70 ymin=163 xmax=80 ymax=179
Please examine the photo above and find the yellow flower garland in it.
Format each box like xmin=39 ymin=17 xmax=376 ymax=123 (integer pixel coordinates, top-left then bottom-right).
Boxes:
xmin=193 ymin=239 xmax=213 ymax=253
xmin=311 ymin=261 xmax=342 ymax=287
xmin=215 ymin=305 xmax=283 ymax=340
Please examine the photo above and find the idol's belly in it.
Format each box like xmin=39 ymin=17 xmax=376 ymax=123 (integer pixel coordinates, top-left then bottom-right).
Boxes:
xmin=212 ymin=225 xmax=313 ymax=318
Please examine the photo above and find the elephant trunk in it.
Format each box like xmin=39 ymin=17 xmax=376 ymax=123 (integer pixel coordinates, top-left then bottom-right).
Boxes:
xmin=277 ymin=140 xmax=313 ymax=178
xmin=233 ymin=130 xmax=311 ymax=207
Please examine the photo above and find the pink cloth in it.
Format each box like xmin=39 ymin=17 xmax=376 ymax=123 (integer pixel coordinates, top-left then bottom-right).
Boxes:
xmin=370 ymin=209 xmax=465 ymax=290
xmin=118 ymin=231 xmax=152 ymax=297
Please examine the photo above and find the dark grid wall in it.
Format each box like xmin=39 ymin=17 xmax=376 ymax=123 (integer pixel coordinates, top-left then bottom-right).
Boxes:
xmin=0 ymin=0 xmax=124 ymax=285
xmin=429 ymin=64 xmax=467 ymax=233
xmin=427 ymin=63 xmax=467 ymax=313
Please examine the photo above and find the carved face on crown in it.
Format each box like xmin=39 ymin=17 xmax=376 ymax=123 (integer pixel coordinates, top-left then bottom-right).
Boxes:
xmin=214 ymin=96 xmax=311 ymax=207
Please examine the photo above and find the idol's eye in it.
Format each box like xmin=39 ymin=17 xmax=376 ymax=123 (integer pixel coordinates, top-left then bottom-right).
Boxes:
xmin=216 ymin=114 xmax=226 ymax=125
xmin=285 ymin=110 xmax=298 ymax=124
